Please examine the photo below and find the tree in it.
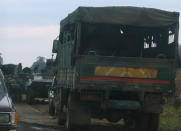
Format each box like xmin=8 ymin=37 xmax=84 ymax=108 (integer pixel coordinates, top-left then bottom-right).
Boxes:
xmin=22 ymin=67 xmax=31 ymax=74
xmin=31 ymin=56 xmax=46 ymax=73
xmin=17 ymin=63 xmax=22 ymax=73
xmin=0 ymin=64 xmax=17 ymax=75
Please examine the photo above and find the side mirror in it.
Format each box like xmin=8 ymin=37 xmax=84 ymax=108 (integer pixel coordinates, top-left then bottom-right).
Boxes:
xmin=52 ymin=40 xmax=59 ymax=53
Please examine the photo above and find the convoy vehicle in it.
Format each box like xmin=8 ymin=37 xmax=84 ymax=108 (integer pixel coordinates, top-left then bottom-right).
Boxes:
xmin=0 ymin=69 xmax=18 ymax=131
xmin=26 ymin=78 xmax=52 ymax=104
xmin=52 ymin=7 xmax=180 ymax=131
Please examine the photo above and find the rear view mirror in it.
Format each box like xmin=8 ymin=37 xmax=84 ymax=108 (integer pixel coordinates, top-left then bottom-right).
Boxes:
xmin=52 ymin=40 xmax=59 ymax=53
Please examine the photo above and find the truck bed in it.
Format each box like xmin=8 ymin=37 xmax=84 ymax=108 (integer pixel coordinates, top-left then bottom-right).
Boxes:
xmin=77 ymin=55 xmax=175 ymax=94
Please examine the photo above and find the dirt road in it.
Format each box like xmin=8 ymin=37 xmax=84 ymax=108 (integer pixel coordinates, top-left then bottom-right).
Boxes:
xmin=15 ymin=103 xmax=123 ymax=131
xmin=15 ymin=103 xmax=62 ymax=131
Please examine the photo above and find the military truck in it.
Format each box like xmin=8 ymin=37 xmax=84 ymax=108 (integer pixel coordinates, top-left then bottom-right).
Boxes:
xmin=52 ymin=7 xmax=180 ymax=131
xmin=26 ymin=76 xmax=52 ymax=104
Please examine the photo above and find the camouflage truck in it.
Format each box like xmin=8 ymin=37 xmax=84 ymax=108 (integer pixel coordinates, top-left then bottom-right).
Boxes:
xmin=52 ymin=7 xmax=180 ymax=131
xmin=26 ymin=74 xmax=52 ymax=104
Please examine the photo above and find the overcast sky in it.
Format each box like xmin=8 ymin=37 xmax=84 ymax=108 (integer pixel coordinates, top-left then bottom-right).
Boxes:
xmin=0 ymin=0 xmax=180 ymax=67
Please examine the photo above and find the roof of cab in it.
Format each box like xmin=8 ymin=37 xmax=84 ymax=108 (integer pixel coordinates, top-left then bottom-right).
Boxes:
xmin=60 ymin=6 xmax=179 ymax=27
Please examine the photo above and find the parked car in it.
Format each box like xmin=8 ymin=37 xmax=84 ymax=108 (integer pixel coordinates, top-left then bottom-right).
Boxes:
xmin=0 ymin=69 xmax=18 ymax=131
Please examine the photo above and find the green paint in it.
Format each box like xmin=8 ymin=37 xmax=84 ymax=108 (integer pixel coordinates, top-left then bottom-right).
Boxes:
xmin=80 ymin=64 xmax=95 ymax=77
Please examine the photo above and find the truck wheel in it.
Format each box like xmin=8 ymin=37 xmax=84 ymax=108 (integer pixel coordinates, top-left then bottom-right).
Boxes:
xmin=123 ymin=115 xmax=139 ymax=131
xmin=65 ymin=93 xmax=90 ymax=131
xmin=148 ymin=113 xmax=159 ymax=131
xmin=66 ymin=107 xmax=78 ymax=131
xmin=66 ymin=105 xmax=89 ymax=131
xmin=57 ymin=109 xmax=66 ymax=125
xmin=106 ymin=110 xmax=121 ymax=123
xmin=56 ymin=88 xmax=66 ymax=125
xmin=138 ymin=112 xmax=159 ymax=131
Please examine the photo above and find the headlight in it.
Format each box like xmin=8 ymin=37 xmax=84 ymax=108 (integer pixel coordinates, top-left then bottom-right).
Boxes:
xmin=10 ymin=112 xmax=18 ymax=125
xmin=0 ymin=113 xmax=10 ymax=123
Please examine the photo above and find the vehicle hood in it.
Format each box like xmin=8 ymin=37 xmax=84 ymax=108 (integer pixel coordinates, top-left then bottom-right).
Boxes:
xmin=0 ymin=93 xmax=12 ymax=112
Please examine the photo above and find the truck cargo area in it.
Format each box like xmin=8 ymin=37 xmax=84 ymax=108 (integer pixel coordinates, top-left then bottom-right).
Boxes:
xmin=78 ymin=56 xmax=174 ymax=94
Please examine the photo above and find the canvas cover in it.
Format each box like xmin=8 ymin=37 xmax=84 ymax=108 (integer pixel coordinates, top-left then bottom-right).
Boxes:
xmin=60 ymin=6 xmax=179 ymax=27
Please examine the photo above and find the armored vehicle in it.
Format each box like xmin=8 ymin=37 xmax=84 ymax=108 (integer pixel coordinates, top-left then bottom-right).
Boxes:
xmin=26 ymin=78 xmax=52 ymax=104
xmin=52 ymin=7 xmax=180 ymax=131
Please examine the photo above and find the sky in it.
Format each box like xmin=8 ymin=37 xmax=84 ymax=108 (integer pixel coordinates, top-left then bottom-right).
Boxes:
xmin=0 ymin=0 xmax=181 ymax=67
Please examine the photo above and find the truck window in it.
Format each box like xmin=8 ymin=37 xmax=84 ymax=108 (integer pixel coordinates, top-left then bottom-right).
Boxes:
xmin=80 ymin=24 xmax=176 ymax=59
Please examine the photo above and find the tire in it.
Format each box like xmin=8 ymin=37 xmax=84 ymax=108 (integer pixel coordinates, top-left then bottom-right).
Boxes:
xmin=66 ymin=105 xmax=89 ymax=131
xmin=57 ymin=109 xmax=66 ymax=125
xmin=56 ymin=88 xmax=66 ymax=125
xmin=106 ymin=110 xmax=121 ymax=123
xmin=49 ymin=99 xmax=55 ymax=116
xmin=138 ymin=112 xmax=160 ymax=131
xmin=123 ymin=112 xmax=159 ymax=131
xmin=65 ymin=93 xmax=90 ymax=131
xmin=149 ymin=113 xmax=159 ymax=131
xmin=66 ymin=107 xmax=78 ymax=131
xmin=123 ymin=115 xmax=139 ymax=131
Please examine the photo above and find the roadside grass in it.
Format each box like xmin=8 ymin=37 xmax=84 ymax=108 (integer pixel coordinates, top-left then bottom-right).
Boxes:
xmin=159 ymin=105 xmax=181 ymax=131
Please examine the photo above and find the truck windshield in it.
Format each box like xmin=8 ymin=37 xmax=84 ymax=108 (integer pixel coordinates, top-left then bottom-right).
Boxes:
xmin=80 ymin=24 xmax=176 ymax=59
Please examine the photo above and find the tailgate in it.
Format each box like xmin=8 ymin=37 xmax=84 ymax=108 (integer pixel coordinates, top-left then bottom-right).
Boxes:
xmin=78 ymin=56 xmax=175 ymax=93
